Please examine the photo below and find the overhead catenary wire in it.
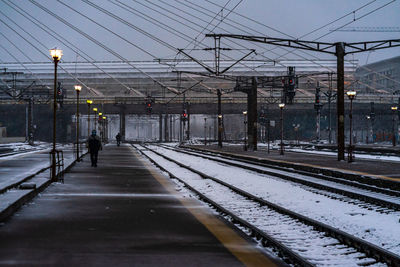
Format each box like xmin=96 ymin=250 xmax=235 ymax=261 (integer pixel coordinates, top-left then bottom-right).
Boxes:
xmin=4 ymin=0 xmax=151 ymax=97
xmin=200 ymin=0 xmax=398 ymax=91
xmin=80 ymin=0 xmax=217 ymax=94
xmin=0 ymin=3 xmax=105 ymax=96
xmin=137 ymin=0 xmax=281 ymax=76
xmin=2 ymin=0 xmax=394 ymax=97
xmin=27 ymin=0 xmax=179 ymax=95
xmin=2 ymin=0 xmax=157 ymax=97
xmin=0 ymin=11 xmax=102 ymax=96
xmin=183 ymin=0 xmax=394 ymax=93
xmin=0 ymin=42 xmax=49 ymax=90
xmin=90 ymin=0 xmax=266 ymax=93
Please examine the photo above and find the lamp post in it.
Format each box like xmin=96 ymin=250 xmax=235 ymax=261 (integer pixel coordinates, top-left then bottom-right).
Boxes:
xmin=204 ymin=117 xmax=207 ymax=145
xmin=243 ymin=111 xmax=247 ymax=151
xmin=49 ymin=48 xmax=62 ymax=181
xmin=279 ymin=103 xmax=285 ymax=155
xmin=391 ymin=106 xmax=398 ymax=147
xmin=86 ymin=100 xmax=92 ymax=138
xmin=98 ymin=112 xmax=103 ymax=141
xmin=93 ymin=108 xmax=98 ymax=133
xmin=102 ymin=116 xmax=107 ymax=143
xmin=346 ymin=90 xmax=356 ymax=162
xmin=365 ymin=115 xmax=371 ymax=144
xmin=74 ymin=85 xmax=82 ymax=161
xmin=218 ymin=114 xmax=223 ymax=148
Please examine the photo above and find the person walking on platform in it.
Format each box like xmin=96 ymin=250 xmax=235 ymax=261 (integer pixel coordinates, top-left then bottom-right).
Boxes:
xmin=87 ymin=130 xmax=102 ymax=167
xmin=116 ymin=132 xmax=122 ymax=146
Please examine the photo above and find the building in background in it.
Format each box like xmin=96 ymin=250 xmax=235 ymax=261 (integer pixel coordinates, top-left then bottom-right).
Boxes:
xmin=356 ymin=56 xmax=400 ymax=96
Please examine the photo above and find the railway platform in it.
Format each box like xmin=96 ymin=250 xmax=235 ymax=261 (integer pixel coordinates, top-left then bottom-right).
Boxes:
xmin=185 ymin=144 xmax=400 ymax=186
xmin=0 ymin=144 xmax=282 ymax=266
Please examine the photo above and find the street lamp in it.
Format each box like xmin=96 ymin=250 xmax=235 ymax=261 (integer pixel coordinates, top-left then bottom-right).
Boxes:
xmin=346 ymin=90 xmax=356 ymax=162
xmin=365 ymin=115 xmax=371 ymax=144
xmin=279 ymin=103 xmax=285 ymax=155
xmin=49 ymin=48 xmax=62 ymax=181
xmin=103 ymin=116 xmax=108 ymax=142
xmin=86 ymin=100 xmax=92 ymax=138
xmin=93 ymin=108 xmax=98 ymax=133
xmin=218 ymin=114 xmax=223 ymax=148
xmin=243 ymin=111 xmax=247 ymax=151
xmin=391 ymin=106 xmax=398 ymax=147
xmin=74 ymin=85 xmax=82 ymax=161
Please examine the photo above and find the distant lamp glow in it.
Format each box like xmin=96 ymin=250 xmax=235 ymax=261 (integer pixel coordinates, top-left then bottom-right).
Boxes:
xmin=243 ymin=111 xmax=247 ymax=115
xmin=49 ymin=48 xmax=63 ymax=61
xmin=218 ymin=114 xmax=222 ymax=119
xmin=391 ymin=106 xmax=398 ymax=111
xmin=74 ymin=85 xmax=82 ymax=92
xmin=93 ymin=108 xmax=98 ymax=112
xmin=99 ymin=112 xmax=103 ymax=116
xmin=279 ymin=103 xmax=285 ymax=109
xmin=86 ymin=99 xmax=93 ymax=105
xmin=102 ymin=116 xmax=106 ymax=120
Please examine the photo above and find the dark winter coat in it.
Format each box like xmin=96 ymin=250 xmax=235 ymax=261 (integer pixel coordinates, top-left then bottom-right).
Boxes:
xmin=87 ymin=135 xmax=102 ymax=153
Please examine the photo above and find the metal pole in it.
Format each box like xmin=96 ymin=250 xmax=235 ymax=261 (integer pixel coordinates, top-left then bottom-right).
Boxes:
xmin=94 ymin=114 xmax=97 ymax=133
xmin=76 ymin=91 xmax=80 ymax=161
xmin=244 ymin=114 xmax=247 ymax=151
xmin=348 ymin=99 xmax=353 ymax=162
xmin=328 ymin=72 xmax=333 ymax=144
xmin=267 ymin=118 xmax=270 ymax=154
xmin=87 ymin=103 xmax=90 ymax=138
xmin=280 ymin=107 xmax=284 ymax=155
xmin=51 ymin=59 xmax=59 ymax=181
xmin=204 ymin=117 xmax=207 ymax=145
xmin=159 ymin=113 xmax=163 ymax=142
xmin=217 ymin=89 xmax=222 ymax=148
xmin=393 ymin=109 xmax=397 ymax=147
xmin=336 ymin=43 xmax=345 ymax=161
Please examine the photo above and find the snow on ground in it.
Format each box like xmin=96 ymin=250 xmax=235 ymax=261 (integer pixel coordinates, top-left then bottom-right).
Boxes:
xmin=0 ymin=143 xmax=78 ymax=191
xmin=286 ymin=148 xmax=400 ymax=162
xmin=149 ymin=145 xmax=400 ymax=256
xmin=142 ymin=148 xmax=387 ymax=266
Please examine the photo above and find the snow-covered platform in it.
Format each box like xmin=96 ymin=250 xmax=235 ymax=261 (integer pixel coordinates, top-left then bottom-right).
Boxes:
xmin=186 ymin=144 xmax=400 ymax=185
xmin=0 ymin=144 xmax=280 ymax=266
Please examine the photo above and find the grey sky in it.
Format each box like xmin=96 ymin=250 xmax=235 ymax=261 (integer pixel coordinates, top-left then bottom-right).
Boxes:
xmin=0 ymin=0 xmax=399 ymax=67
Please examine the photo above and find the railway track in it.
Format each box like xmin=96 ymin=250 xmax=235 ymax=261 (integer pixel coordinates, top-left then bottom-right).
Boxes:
xmin=166 ymin=144 xmax=400 ymax=212
xmin=135 ymin=144 xmax=400 ymax=266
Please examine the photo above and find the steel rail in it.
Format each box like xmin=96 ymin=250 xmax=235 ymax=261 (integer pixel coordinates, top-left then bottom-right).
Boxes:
xmin=142 ymin=144 xmax=400 ymax=266
xmin=183 ymin=145 xmax=400 ymax=191
xmin=134 ymin=144 xmax=313 ymax=267
xmin=159 ymin=144 xmax=400 ymax=211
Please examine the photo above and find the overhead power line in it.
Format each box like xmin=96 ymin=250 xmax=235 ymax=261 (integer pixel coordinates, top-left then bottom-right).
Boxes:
xmin=330 ymin=26 xmax=400 ymax=32
xmin=27 ymin=0 xmax=178 ymax=95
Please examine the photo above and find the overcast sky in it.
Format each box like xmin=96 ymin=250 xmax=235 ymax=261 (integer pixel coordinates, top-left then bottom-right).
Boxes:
xmin=0 ymin=0 xmax=399 ymax=67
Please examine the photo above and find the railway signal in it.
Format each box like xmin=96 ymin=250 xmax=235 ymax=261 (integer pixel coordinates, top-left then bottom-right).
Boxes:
xmin=145 ymin=97 xmax=153 ymax=114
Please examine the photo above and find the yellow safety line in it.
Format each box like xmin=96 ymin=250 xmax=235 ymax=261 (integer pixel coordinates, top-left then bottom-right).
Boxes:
xmin=132 ymin=148 xmax=277 ymax=267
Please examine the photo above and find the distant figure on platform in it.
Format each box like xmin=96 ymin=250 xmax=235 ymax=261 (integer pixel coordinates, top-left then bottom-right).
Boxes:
xmin=87 ymin=130 xmax=102 ymax=167
xmin=116 ymin=132 xmax=122 ymax=146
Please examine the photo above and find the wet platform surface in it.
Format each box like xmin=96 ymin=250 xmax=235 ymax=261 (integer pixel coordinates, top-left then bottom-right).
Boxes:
xmin=188 ymin=145 xmax=400 ymax=181
xmin=0 ymin=144 xmax=278 ymax=266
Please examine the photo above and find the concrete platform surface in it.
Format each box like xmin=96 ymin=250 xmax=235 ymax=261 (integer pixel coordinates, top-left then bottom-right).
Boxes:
xmin=0 ymin=144 xmax=279 ymax=266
